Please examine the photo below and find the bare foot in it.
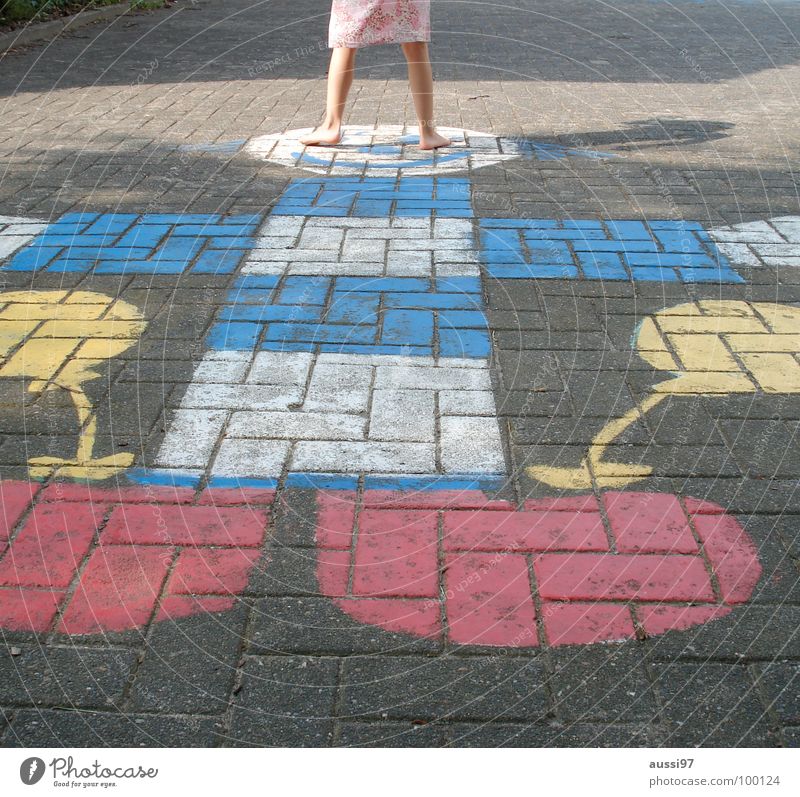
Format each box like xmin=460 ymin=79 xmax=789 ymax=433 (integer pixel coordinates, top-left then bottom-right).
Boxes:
xmin=299 ymin=124 xmax=343 ymax=146
xmin=419 ymin=129 xmax=451 ymax=150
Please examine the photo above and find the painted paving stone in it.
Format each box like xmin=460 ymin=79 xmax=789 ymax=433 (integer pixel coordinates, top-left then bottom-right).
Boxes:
xmin=242 ymin=125 xmax=615 ymax=175
xmin=0 ymin=290 xmax=146 ymax=479
xmin=0 ymin=480 xmax=272 ymax=634
xmin=0 ymin=213 xmax=258 ymax=275
xmin=313 ymin=490 xmax=761 ymax=647
xmin=0 ymin=168 xmax=793 ymax=643
xmin=531 ymin=300 xmax=800 ymax=489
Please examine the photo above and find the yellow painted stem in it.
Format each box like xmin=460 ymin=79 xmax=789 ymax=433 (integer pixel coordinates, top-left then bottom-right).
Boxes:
xmin=587 ymin=392 xmax=669 ymax=467
xmin=68 ymin=386 xmax=98 ymax=464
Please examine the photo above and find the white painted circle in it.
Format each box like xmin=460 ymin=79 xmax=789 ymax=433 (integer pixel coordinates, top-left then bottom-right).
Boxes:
xmin=242 ymin=125 xmax=527 ymax=175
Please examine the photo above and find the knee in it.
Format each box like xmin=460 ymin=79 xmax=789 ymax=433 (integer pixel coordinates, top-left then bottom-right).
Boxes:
xmin=401 ymin=41 xmax=428 ymax=61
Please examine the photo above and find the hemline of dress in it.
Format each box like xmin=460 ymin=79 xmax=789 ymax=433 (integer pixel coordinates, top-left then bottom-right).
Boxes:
xmin=328 ymin=35 xmax=430 ymax=49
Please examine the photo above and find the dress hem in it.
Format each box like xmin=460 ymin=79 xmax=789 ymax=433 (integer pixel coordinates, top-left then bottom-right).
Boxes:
xmin=328 ymin=35 xmax=430 ymax=49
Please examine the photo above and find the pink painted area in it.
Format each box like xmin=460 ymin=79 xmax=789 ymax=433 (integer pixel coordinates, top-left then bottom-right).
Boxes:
xmin=445 ymin=552 xmax=538 ymax=646
xmin=0 ymin=481 xmax=275 ymax=634
xmin=0 ymin=503 xmax=107 ymax=588
xmin=637 ymin=603 xmax=733 ymax=636
xmin=169 ymin=548 xmax=261 ymax=595
xmin=352 ymin=509 xmax=439 ymax=597
xmin=316 ymin=491 xmax=357 ymax=549
xmin=523 ymin=494 xmax=599 ymax=512
xmin=443 ymin=508 xmax=608 ymax=553
xmin=58 ymin=545 xmax=173 ymax=634
xmin=38 ymin=482 xmax=194 ymax=504
xmin=535 ymin=553 xmax=715 ymax=602
xmin=692 ymin=513 xmax=763 ymax=603
xmin=0 ymin=480 xmax=40 ymax=541
xmin=603 ymin=491 xmax=698 ymax=553
xmin=683 ymin=497 xmax=726 ymax=514
xmin=319 ymin=489 xmax=761 ymax=648
xmin=0 ymin=587 xmax=64 ymax=632
xmin=0 ymin=481 xmax=762 ymax=644
xmin=542 ymin=602 xmax=635 ymax=646
xmin=362 ymin=490 xmax=514 ymax=510
xmin=333 ymin=598 xmax=441 ymax=638
xmin=317 ymin=549 xmax=351 ymax=596
xmin=197 ymin=487 xmax=276 ymax=506
xmin=101 ymin=504 xmax=268 ymax=546
xmin=156 ymin=595 xmax=236 ymax=621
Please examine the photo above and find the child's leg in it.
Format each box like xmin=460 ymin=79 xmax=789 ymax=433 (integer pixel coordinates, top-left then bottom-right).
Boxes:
xmin=300 ymin=47 xmax=357 ymax=145
xmin=401 ymin=41 xmax=450 ymax=150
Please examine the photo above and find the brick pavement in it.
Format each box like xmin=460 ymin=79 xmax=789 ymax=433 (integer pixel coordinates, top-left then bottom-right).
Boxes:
xmin=0 ymin=0 xmax=798 ymax=747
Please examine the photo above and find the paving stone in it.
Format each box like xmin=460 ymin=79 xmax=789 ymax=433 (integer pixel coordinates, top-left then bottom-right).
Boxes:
xmin=338 ymin=720 xmax=449 ymax=747
xmin=249 ymin=597 xmax=440 ymax=655
xmin=246 ymin=546 xmax=325 ymax=597
xmin=440 ymin=416 xmax=505 ymax=473
xmin=226 ymin=656 xmax=337 ymax=746
xmin=653 ymin=662 xmax=779 ymax=746
xmin=549 ymin=647 xmax=657 ymax=723
xmin=0 ymin=646 xmax=137 ymax=709
xmin=717 ymin=419 xmax=800 ymax=477
xmin=128 ymin=603 xmax=247 ymax=714
xmin=644 ymin=604 xmax=800 ymax=660
xmin=448 ymin=722 xmax=661 ymax=747
xmin=341 ymin=656 xmax=549 ymax=721
xmin=753 ymin=662 xmax=800 ymax=726
xmin=782 ymin=726 xmax=800 ymax=747
xmin=2 ymin=708 xmax=224 ymax=747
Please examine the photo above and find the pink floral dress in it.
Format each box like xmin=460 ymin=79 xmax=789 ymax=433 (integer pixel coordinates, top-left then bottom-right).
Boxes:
xmin=329 ymin=0 xmax=431 ymax=48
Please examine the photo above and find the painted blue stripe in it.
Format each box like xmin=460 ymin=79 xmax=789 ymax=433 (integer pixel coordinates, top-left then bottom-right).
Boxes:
xmin=127 ymin=468 xmax=202 ymax=488
xmin=128 ymin=470 xmax=506 ymax=492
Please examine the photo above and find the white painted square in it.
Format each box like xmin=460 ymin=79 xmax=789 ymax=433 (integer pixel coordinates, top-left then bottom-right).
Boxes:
xmin=211 ymin=438 xmax=291 ymax=478
xmin=440 ymin=416 xmax=505 ymax=473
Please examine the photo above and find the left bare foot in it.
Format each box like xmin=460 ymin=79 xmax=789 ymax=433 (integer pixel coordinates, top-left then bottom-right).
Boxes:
xmin=419 ymin=130 xmax=451 ymax=150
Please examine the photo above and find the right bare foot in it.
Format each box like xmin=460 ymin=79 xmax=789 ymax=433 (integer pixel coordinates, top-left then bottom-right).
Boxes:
xmin=299 ymin=124 xmax=343 ymax=146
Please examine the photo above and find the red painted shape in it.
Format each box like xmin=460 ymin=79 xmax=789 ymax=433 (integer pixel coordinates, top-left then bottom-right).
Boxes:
xmin=362 ymin=490 xmax=514 ymax=510
xmin=58 ymin=545 xmax=173 ymax=634
xmin=317 ymin=490 xmax=761 ymax=648
xmin=333 ymin=598 xmax=441 ymax=638
xmin=101 ymin=504 xmax=268 ymax=546
xmin=157 ymin=595 xmax=236 ymax=621
xmin=169 ymin=548 xmax=261 ymax=595
xmin=0 ymin=481 xmax=273 ymax=634
xmin=0 ymin=480 xmax=40 ymax=541
xmin=352 ymin=509 xmax=439 ymax=598
xmin=39 ymin=482 xmax=194 ymax=504
xmin=316 ymin=492 xmax=357 ymax=549
xmin=603 ymin=492 xmax=698 ymax=553
xmin=197 ymin=487 xmax=275 ymax=506
xmin=542 ymin=602 xmax=635 ymax=646
xmin=0 ymin=503 xmax=107 ymax=588
xmin=683 ymin=497 xmax=726 ymax=514
xmin=0 ymin=481 xmax=762 ymax=645
xmin=445 ymin=552 xmax=538 ymax=646
xmin=691 ymin=513 xmax=762 ymax=603
xmin=0 ymin=587 xmax=65 ymax=632
xmin=638 ymin=604 xmax=733 ymax=636
xmin=443 ymin=508 xmax=608 ymax=552
xmin=317 ymin=549 xmax=350 ymax=596
xmin=523 ymin=494 xmax=600 ymax=512
xmin=535 ymin=553 xmax=715 ymax=602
